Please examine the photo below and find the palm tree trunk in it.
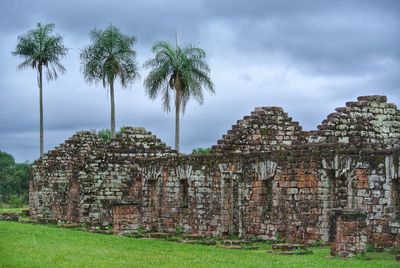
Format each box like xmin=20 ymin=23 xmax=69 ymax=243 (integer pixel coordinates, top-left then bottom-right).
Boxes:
xmin=110 ymin=80 xmax=116 ymax=138
xmin=175 ymin=87 xmax=181 ymax=153
xmin=38 ymin=64 xmax=44 ymax=156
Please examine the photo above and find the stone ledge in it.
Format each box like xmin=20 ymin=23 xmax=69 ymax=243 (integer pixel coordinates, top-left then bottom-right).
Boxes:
xmin=357 ymin=95 xmax=387 ymax=102
xmin=329 ymin=209 xmax=367 ymax=221
xmin=0 ymin=213 xmax=19 ymax=221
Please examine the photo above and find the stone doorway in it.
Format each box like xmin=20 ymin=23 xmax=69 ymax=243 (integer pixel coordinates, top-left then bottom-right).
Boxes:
xmin=66 ymin=176 xmax=80 ymax=222
xmin=222 ymin=177 xmax=240 ymax=236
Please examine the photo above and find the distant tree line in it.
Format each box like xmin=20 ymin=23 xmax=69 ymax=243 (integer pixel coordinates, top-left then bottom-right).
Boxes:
xmin=0 ymin=151 xmax=30 ymax=206
xmin=13 ymin=23 xmax=214 ymax=157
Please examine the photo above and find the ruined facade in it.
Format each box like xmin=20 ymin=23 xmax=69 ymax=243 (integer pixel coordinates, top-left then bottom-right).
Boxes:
xmin=30 ymin=96 xmax=400 ymax=254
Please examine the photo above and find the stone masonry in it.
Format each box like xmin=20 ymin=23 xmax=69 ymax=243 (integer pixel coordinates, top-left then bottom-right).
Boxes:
xmin=30 ymin=96 xmax=400 ymax=254
xmin=329 ymin=209 xmax=368 ymax=257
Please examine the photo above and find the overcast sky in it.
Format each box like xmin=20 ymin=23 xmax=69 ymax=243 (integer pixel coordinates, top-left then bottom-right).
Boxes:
xmin=0 ymin=0 xmax=399 ymax=162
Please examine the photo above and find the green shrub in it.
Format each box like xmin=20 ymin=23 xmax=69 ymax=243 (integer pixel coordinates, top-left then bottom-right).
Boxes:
xmin=366 ymin=243 xmax=376 ymax=252
xmin=310 ymin=240 xmax=321 ymax=247
xmin=97 ymin=129 xmax=112 ymax=141
xmin=192 ymin=147 xmax=212 ymax=155
xmin=226 ymin=233 xmax=240 ymax=240
xmin=119 ymin=126 xmax=127 ymax=134
xmin=274 ymin=231 xmax=284 ymax=242
xmin=104 ymin=224 xmax=113 ymax=230
xmin=135 ymin=225 xmax=146 ymax=237
xmin=175 ymin=226 xmax=185 ymax=236
xmin=97 ymin=127 xmax=128 ymax=141
xmin=9 ymin=195 xmax=24 ymax=208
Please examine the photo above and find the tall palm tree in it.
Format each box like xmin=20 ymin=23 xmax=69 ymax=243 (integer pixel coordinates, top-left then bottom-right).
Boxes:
xmin=12 ymin=23 xmax=67 ymax=156
xmin=144 ymin=41 xmax=214 ymax=152
xmin=80 ymin=25 xmax=139 ymax=138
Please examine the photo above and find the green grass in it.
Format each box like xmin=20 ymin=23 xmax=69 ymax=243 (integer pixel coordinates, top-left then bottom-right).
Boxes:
xmin=0 ymin=222 xmax=398 ymax=268
xmin=0 ymin=206 xmax=28 ymax=214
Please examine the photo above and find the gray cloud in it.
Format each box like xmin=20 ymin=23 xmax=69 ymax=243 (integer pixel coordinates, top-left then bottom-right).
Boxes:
xmin=0 ymin=0 xmax=399 ymax=162
xmin=205 ymin=0 xmax=400 ymax=76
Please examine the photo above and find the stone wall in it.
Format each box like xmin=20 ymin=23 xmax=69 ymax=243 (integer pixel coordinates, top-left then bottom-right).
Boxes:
xmin=30 ymin=95 xmax=400 ymax=250
xmin=29 ymin=131 xmax=101 ymax=220
xmin=30 ymin=127 xmax=177 ymax=225
xmin=212 ymin=106 xmax=306 ymax=154
xmin=329 ymin=209 xmax=368 ymax=257
xmin=311 ymin=95 xmax=400 ymax=146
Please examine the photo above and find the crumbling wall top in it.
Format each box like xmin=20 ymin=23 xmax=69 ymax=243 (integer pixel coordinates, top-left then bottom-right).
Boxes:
xmin=106 ymin=127 xmax=177 ymax=157
xmin=34 ymin=131 xmax=102 ymax=167
xmin=212 ymin=106 xmax=306 ymax=154
xmin=35 ymin=95 xmax=400 ymax=165
xmin=310 ymin=95 xmax=400 ymax=148
xmin=35 ymin=127 xmax=177 ymax=167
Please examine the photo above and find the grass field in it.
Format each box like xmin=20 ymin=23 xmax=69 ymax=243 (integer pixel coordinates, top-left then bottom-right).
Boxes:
xmin=0 ymin=206 xmax=28 ymax=214
xmin=0 ymin=222 xmax=398 ymax=268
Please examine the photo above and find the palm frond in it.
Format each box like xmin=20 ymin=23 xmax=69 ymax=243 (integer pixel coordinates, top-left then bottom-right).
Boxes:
xmin=162 ymin=86 xmax=171 ymax=112
xmin=143 ymin=40 xmax=214 ymax=115
xmin=80 ymin=24 xmax=139 ymax=89
xmin=144 ymin=65 xmax=170 ymax=99
xmin=13 ymin=22 xmax=68 ymax=82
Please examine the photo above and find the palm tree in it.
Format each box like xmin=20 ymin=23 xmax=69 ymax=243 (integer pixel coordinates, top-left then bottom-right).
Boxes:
xmin=144 ymin=41 xmax=214 ymax=152
xmin=12 ymin=23 xmax=67 ymax=157
xmin=80 ymin=25 xmax=139 ymax=138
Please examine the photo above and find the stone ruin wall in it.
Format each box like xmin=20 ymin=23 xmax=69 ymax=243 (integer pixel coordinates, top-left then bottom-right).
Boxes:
xmin=30 ymin=128 xmax=177 ymax=224
xmin=30 ymin=96 xmax=400 ymax=249
xmin=29 ymin=132 xmax=102 ymax=222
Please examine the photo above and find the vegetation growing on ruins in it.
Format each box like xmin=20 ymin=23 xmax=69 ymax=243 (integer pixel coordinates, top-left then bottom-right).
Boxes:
xmin=12 ymin=23 xmax=68 ymax=156
xmin=0 ymin=222 xmax=398 ymax=268
xmin=144 ymin=41 xmax=214 ymax=152
xmin=191 ymin=147 xmax=212 ymax=155
xmin=96 ymin=128 xmax=113 ymax=141
xmin=95 ymin=127 xmax=127 ymax=141
xmin=81 ymin=25 xmax=139 ymax=138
